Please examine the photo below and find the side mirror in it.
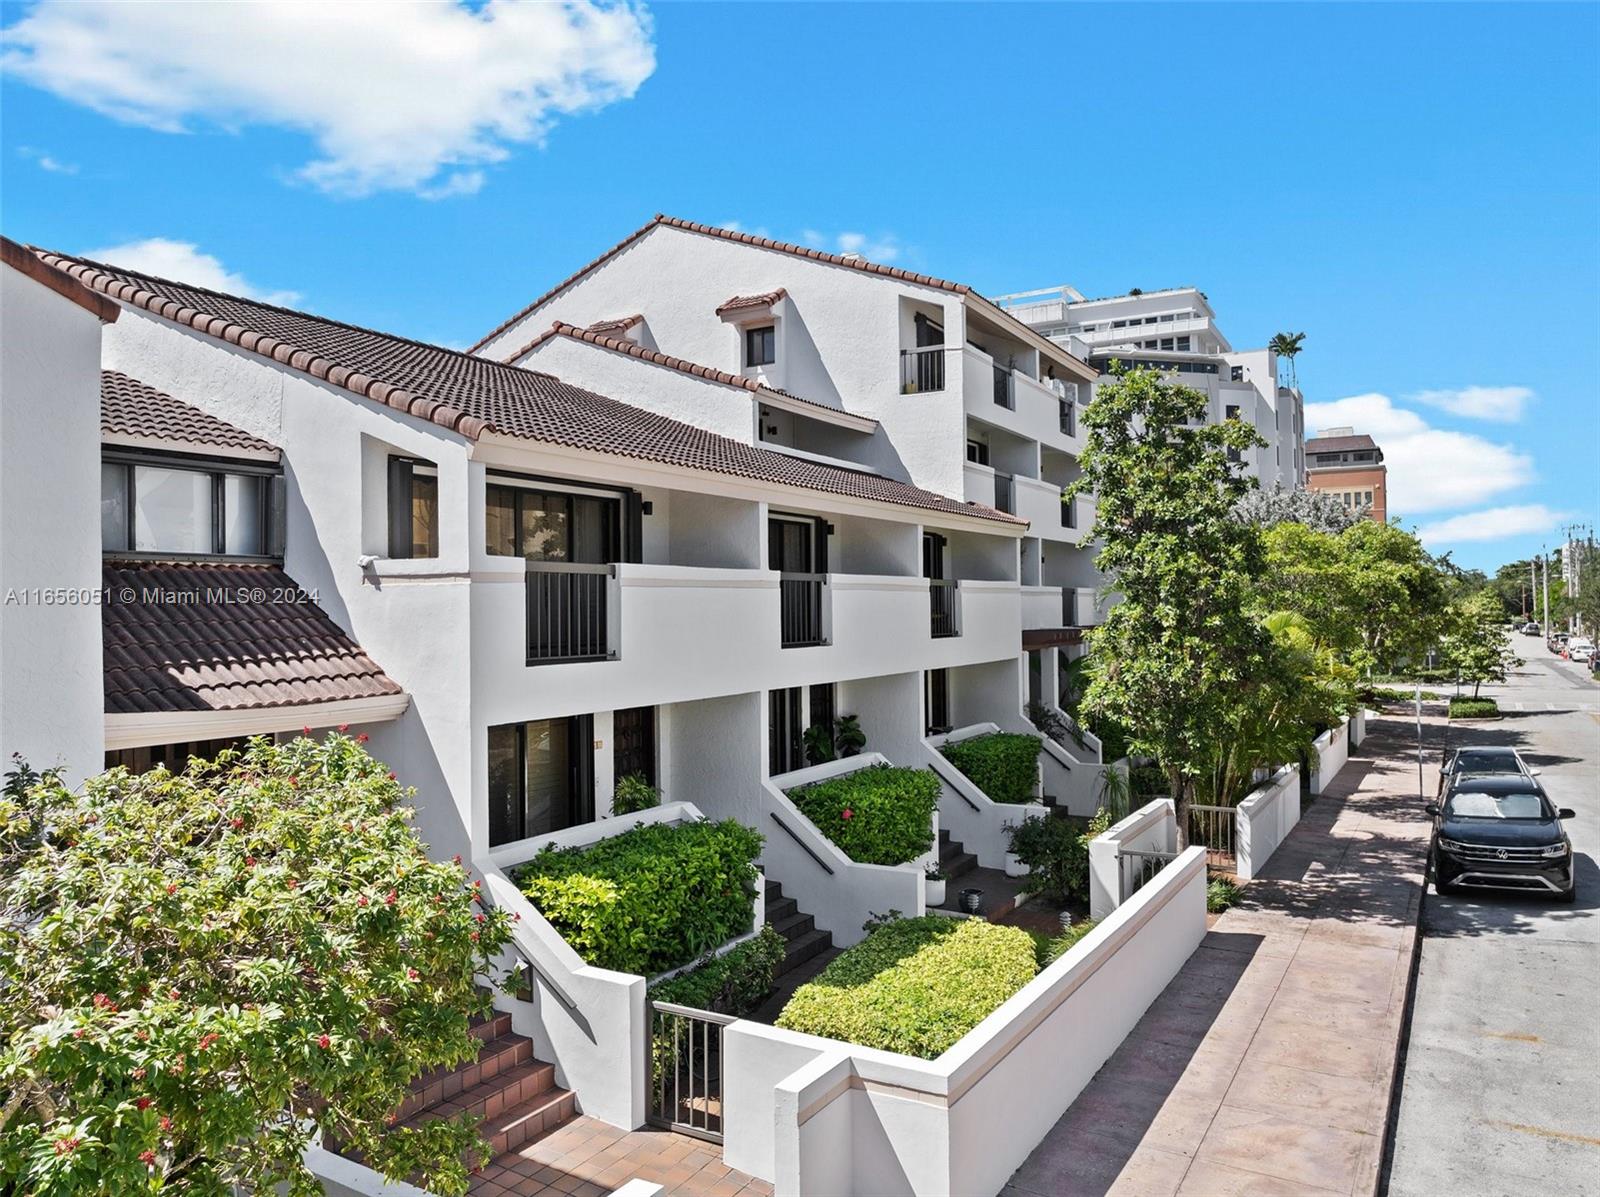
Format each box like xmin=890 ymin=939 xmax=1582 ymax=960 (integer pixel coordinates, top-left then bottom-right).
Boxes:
xmin=1424 ymin=804 xmax=1440 ymax=816
xmin=1559 ymin=808 xmax=1576 ymax=820
xmin=1530 ymin=769 xmax=1542 ymax=776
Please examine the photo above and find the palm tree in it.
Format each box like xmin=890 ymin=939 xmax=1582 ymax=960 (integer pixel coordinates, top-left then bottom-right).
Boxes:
xmin=1269 ymin=331 xmax=1306 ymax=390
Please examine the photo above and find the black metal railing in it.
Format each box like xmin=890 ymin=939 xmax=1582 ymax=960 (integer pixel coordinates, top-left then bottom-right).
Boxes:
xmin=930 ymin=579 xmax=958 ymax=638
xmin=899 ymin=346 xmax=945 ymax=393
xmin=526 ymin=561 xmax=612 ymax=664
xmin=779 ymin=572 xmax=826 ymax=647
xmin=1062 ymin=491 xmax=1077 ymax=528
xmin=993 ymin=472 xmax=1015 ymax=515
xmin=1059 ymin=398 xmax=1076 ymax=437
xmin=648 ymin=1000 xmax=736 ymax=1142
xmin=993 ymin=363 xmax=1014 ymax=409
xmin=1119 ymin=848 xmax=1177 ymax=901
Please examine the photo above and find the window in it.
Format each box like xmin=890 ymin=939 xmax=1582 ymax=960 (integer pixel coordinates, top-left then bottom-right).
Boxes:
xmin=387 ymin=457 xmax=439 ymax=559
xmin=1160 ymin=338 xmax=1174 ymax=351
xmin=1176 ymin=336 xmax=1192 ymax=351
xmin=966 ymin=439 xmax=990 ymax=466
xmin=485 ymin=482 xmax=618 ymax=563
xmin=745 ymin=324 xmax=776 ymax=367
xmin=1225 ymin=405 xmax=1241 ymax=422
xmin=488 ymin=716 xmax=594 ymax=846
xmin=101 ymin=453 xmax=283 ymax=558
xmin=925 ymin=668 xmax=950 ymax=735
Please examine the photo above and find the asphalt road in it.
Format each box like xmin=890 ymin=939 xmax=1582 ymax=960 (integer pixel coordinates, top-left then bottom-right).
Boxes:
xmin=1386 ymin=649 xmax=1600 ymax=1196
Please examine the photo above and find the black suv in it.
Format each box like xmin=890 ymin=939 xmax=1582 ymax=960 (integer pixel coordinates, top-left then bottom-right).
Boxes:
xmin=1427 ymin=776 xmax=1576 ymax=902
xmin=1436 ymin=745 xmax=1534 ymax=799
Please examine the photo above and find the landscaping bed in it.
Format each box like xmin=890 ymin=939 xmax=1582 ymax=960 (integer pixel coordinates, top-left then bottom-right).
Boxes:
xmin=512 ymin=819 xmax=762 ymax=975
xmin=775 ymin=916 xmax=1037 ymax=1058
xmin=649 ymin=926 xmax=786 ymax=1017
xmin=1448 ymin=696 xmax=1500 ymax=720
xmin=787 ymin=764 xmax=939 ymax=866
xmin=938 ymin=732 xmax=1043 ymax=804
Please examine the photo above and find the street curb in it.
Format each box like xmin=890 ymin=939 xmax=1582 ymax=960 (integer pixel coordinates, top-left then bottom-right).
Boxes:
xmin=1373 ymin=875 xmax=1428 ymax=1196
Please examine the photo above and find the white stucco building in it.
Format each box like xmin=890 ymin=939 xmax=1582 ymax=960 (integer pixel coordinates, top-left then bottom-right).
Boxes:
xmin=995 ymin=284 xmax=1306 ymax=490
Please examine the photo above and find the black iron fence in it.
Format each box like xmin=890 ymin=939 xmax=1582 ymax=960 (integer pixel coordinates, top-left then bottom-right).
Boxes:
xmin=930 ymin=578 xmax=958 ymax=638
xmin=526 ymin=562 xmax=612 ymax=664
xmin=993 ymin=363 xmax=1014 ymax=409
xmin=899 ymin=346 xmax=945 ymax=393
xmin=994 ymin=472 xmax=1015 ymax=515
xmin=779 ymin=572 xmax=826 ymax=647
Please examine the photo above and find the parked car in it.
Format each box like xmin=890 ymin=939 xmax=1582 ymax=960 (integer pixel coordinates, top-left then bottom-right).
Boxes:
xmin=1427 ymin=776 xmax=1576 ymax=901
xmin=1550 ymin=632 xmax=1570 ymax=654
xmin=1437 ymin=745 xmax=1535 ymax=799
xmin=1521 ymin=622 xmax=1542 ymax=636
xmin=1568 ymin=639 xmax=1595 ymax=663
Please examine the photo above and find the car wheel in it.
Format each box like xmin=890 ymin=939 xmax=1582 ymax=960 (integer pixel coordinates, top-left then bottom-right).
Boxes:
xmin=1434 ymin=875 xmax=1456 ymax=896
xmin=1555 ymin=885 xmax=1576 ymax=904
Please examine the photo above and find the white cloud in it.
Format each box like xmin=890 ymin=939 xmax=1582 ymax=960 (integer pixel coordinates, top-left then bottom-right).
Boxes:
xmin=17 ymin=145 xmax=77 ymax=174
xmin=835 ymin=231 xmax=900 ymax=263
xmin=1416 ymin=504 xmax=1570 ymax=547
xmin=1410 ymin=385 xmax=1534 ymax=423
xmin=81 ymin=238 xmax=301 ymax=306
xmin=1 ymin=1 xmax=656 ymax=198
xmin=1304 ymin=392 xmax=1535 ymax=517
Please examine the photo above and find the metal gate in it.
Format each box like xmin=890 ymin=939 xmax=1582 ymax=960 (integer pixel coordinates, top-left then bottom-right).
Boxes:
xmin=1188 ymin=804 xmax=1238 ymax=869
xmin=1119 ymin=848 xmax=1178 ymax=901
xmin=648 ymin=1000 xmax=734 ymax=1142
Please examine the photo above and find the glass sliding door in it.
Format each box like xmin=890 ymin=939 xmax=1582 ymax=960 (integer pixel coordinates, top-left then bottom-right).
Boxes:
xmin=487 ymin=715 xmax=595 ymax=846
xmin=769 ymin=687 xmax=804 ymax=775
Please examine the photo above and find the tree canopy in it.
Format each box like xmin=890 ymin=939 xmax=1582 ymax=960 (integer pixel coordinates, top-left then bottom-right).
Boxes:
xmin=0 ymin=733 xmax=513 ymax=1197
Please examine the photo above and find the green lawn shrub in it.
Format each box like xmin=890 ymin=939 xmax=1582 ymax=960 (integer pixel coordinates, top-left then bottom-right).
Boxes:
xmin=649 ymin=926 xmax=786 ymax=1017
xmin=776 ymin=916 xmax=1037 ymax=1058
xmin=939 ymin=732 xmax=1043 ymax=804
xmin=1007 ymin=808 xmax=1111 ymax=903
xmin=1207 ymin=878 xmax=1241 ymax=913
xmin=513 ymin=819 xmax=762 ymax=975
xmin=1448 ymin=697 xmax=1500 ymax=719
xmin=1029 ymin=918 xmax=1099 ymax=968
xmin=788 ymin=765 xmax=938 ymax=866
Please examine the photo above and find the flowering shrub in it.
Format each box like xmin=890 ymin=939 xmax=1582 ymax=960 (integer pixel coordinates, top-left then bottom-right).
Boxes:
xmin=939 ymin=732 xmax=1043 ymax=804
xmin=787 ymin=765 xmax=939 ymax=866
xmin=776 ymin=916 xmax=1037 ymax=1058
xmin=0 ymin=735 xmax=513 ymax=1197
xmin=513 ymin=820 xmax=762 ymax=976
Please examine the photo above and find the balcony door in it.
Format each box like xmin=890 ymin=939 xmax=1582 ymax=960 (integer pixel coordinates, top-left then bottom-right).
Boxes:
xmin=771 ymin=515 xmax=827 ymax=648
xmin=488 ymin=715 xmax=595 ymax=847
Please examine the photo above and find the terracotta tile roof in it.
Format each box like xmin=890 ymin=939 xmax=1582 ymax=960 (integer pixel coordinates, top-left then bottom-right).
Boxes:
xmin=2 ymin=235 xmax=119 ymax=322
xmin=464 ymin=216 xmax=1097 ymax=382
xmin=102 ymin=561 xmax=402 ymax=714
xmin=715 ymin=288 xmax=787 ymax=316
xmin=36 ymin=249 xmax=1013 ymax=527
xmin=102 ymin=370 xmax=278 ymax=456
xmin=506 ymin=321 xmax=877 ymax=429
xmin=586 ymin=313 xmax=643 ymax=334
xmin=1305 ymin=434 xmax=1379 ymax=455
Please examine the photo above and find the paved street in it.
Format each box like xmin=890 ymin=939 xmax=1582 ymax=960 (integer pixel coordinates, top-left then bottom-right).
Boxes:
xmin=1386 ymin=652 xmax=1600 ymax=1196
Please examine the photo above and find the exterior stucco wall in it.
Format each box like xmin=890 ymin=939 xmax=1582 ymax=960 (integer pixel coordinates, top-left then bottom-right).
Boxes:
xmin=0 ymin=265 xmax=107 ymax=783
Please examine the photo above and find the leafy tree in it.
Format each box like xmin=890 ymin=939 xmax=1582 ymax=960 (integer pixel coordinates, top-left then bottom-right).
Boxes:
xmin=1268 ymin=331 xmax=1306 ymax=389
xmin=1235 ymin=483 xmax=1362 ymax=533
xmin=1068 ymin=364 xmax=1269 ymax=842
xmin=1441 ymin=590 xmax=1519 ymax=697
xmin=0 ymin=734 xmax=513 ymax=1197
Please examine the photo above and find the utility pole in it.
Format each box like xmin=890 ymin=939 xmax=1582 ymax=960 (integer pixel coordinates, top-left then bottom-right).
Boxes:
xmin=1541 ymin=549 xmax=1551 ymax=640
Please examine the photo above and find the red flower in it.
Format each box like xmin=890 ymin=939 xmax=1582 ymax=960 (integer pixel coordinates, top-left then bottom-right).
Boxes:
xmin=166 ymin=883 xmax=178 ymax=895
xmin=474 ymin=912 xmax=486 ymax=923
xmin=286 ymin=878 xmax=298 ymax=890
xmin=387 ymin=771 xmax=397 ymax=781
xmin=452 ymin=853 xmax=462 ymax=865
xmin=92 ymin=993 xmax=114 ymax=1009
xmin=139 ymin=1150 xmax=157 ymax=1167
xmin=302 ymin=726 xmax=311 ymax=736
xmin=73 ymin=1028 xmax=86 ymax=1039
xmin=230 ymin=817 xmax=244 ymax=829
xmin=469 ymin=931 xmax=480 ymax=942
xmin=131 ymin=1067 xmax=146 ymax=1080
xmin=384 ymin=889 xmax=397 ymax=906
xmin=169 ymin=989 xmax=181 ymax=1000
xmin=288 ymin=776 xmax=299 ymax=788
xmin=317 ymin=1033 xmax=331 ymax=1050
xmin=338 ymin=724 xmax=350 ymax=733
xmin=54 ymin=1137 xmax=79 ymax=1155
xmin=406 ymin=967 xmax=419 ymax=980
xmin=357 ymin=733 xmax=369 ymax=744
xmin=135 ymin=1097 xmax=153 ymax=1111
xmin=244 ymin=856 xmax=256 ymax=867
xmin=841 ymin=808 xmax=854 ymax=820
xmin=159 ymin=1116 xmax=172 ymax=1131
xmin=357 ymin=895 xmax=369 ymax=907
xmin=196 ymin=1032 xmax=219 ymax=1052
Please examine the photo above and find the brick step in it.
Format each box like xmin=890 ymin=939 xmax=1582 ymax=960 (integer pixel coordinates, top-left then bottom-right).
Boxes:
xmin=475 ymin=1086 xmax=578 ymax=1159
xmin=765 ymin=893 xmax=798 ymax=925
xmin=468 ymin=1010 xmax=513 ymax=1043
xmin=776 ymin=927 xmax=833 ymax=977
xmin=769 ymin=910 xmax=815 ymax=942
xmin=401 ymin=1060 xmax=558 ymax=1130
xmin=397 ymin=1034 xmax=534 ymax=1121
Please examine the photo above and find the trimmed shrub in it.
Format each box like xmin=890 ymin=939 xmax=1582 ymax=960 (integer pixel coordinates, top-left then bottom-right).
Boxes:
xmin=788 ymin=765 xmax=938 ymax=866
xmin=649 ymin=926 xmax=786 ymax=1017
xmin=611 ymin=773 xmax=660 ymax=816
xmin=1029 ymin=918 xmax=1099 ymax=968
xmin=1007 ymin=808 xmax=1110 ymax=903
xmin=776 ymin=916 xmax=1037 ymax=1058
xmin=513 ymin=819 xmax=762 ymax=975
xmin=1449 ymin=697 xmax=1500 ymax=720
xmin=939 ymin=732 xmax=1043 ymax=804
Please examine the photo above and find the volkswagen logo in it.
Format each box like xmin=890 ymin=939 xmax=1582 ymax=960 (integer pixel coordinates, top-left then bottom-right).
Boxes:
xmin=1496 ymin=848 xmax=1509 ymax=860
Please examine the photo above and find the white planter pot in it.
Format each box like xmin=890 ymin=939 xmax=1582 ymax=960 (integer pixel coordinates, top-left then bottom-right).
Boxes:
xmin=1004 ymin=851 xmax=1028 ymax=878
xmin=925 ymin=878 xmax=947 ymax=907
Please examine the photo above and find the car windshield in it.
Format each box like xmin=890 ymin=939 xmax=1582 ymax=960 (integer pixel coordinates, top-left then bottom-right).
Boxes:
xmin=1452 ymin=752 xmax=1521 ymax=775
xmin=1445 ymin=791 xmax=1549 ymax=820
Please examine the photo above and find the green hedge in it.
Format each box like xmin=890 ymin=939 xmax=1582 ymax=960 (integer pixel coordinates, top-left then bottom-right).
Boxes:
xmin=939 ymin=732 xmax=1043 ymax=804
xmin=1448 ymin=697 xmax=1500 ymax=719
xmin=648 ymin=926 xmax=785 ymax=1017
xmin=776 ymin=916 xmax=1037 ymax=1058
xmin=1029 ymin=918 xmax=1098 ymax=969
xmin=513 ymin=819 xmax=762 ymax=975
xmin=788 ymin=765 xmax=939 ymax=866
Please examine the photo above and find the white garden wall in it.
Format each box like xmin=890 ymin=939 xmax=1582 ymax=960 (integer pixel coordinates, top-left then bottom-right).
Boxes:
xmin=722 ymin=846 xmax=1209 ymax=1194
xmin=1350 ymin=708 xmax=1368 ymax=748
xmin=1310 ymin=716 xmax=1351 ymax=795
xmin=1088 ymin=798 xmax=1176 ymax=920
xmin=1234 ymin=765 xmax=1301 ymax=881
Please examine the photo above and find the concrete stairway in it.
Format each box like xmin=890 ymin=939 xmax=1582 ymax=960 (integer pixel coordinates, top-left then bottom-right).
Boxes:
xmin=939 ymin=829 xmax=978 ymax=883
xmin=764 ymin=877 xmax=835 ymax=977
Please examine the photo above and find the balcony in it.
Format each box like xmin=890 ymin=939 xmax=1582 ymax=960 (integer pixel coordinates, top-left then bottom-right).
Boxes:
xmin=526 ymin=562 xmax=614 ymax=664
xmin=993 ymin=471 xmax=1015 ymax=515
xmin=1065 ymin=587 xmax=1104 ymax=628
xmin=993 ymin=363 xmax=1014 ymax=410
xmin=779 ymin=573 xmax=827 ymax=648
xmin=930 ymin=579 xmax=958 ymax=638
xmin=899 ymin=346 xmax=946 ymax=394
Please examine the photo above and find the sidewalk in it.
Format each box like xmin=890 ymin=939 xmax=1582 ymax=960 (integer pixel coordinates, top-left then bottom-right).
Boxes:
xmin=1004 ymin=712 xmax=1435 ymax=1197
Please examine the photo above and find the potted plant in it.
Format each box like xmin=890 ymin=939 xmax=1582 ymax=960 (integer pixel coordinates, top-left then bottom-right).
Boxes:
xmin=924 ymin=864 xmax=948 ymax=907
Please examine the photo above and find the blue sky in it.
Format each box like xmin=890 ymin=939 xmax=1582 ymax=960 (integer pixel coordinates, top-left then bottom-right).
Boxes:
xmin=2 ymin=1 xmax=1595 ymax=570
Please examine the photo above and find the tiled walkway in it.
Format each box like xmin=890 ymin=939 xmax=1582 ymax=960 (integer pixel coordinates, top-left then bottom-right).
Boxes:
xmin=1005 ymin=712 xmax=1435 ymax=1197
xmin=470 ymin=1115 xmax=772 ymax=1197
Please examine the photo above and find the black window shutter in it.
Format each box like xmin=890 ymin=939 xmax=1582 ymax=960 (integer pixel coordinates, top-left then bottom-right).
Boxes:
xmin=623 ymin=491 xmax=644 ymax=563
xmin=813 ymin=517 xmax=829 ymax=574
xmin=266 ymin=474 xmax=287 ymax=558
xmin=387 ymin=458 xmax=413 ymax=559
